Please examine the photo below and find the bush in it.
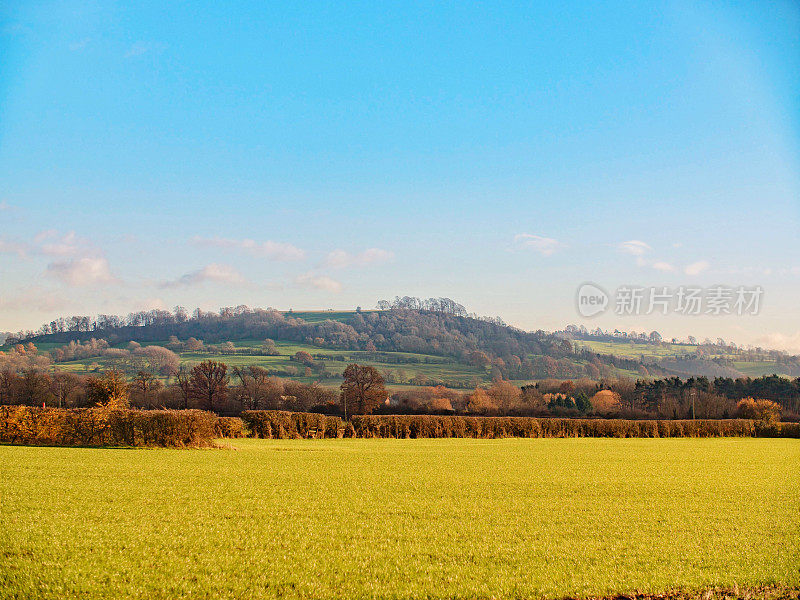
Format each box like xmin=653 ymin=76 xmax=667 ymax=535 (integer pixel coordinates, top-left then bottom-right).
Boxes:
xmin=736 ymin=398 xmax=781 ymax=423
xmin=241 ymin=411 xmax=344 ymax=439
xmin=0 ymin=406 xmax=216 ymax=447
xmin=778 ymin=422 xmax=800 ymax=438
xmin=348 ymin=415 xmax=762 ymax=439
xmin=213 ymin=416 xmax=245 ymax=438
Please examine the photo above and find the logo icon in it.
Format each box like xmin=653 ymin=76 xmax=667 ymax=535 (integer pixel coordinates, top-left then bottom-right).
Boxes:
xmin=576 ymin=282 xmax=609 ymax=317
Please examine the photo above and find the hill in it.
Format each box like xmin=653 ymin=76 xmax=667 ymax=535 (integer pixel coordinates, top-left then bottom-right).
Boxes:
xmin=4 ymin=301 xmax=798 ymax=388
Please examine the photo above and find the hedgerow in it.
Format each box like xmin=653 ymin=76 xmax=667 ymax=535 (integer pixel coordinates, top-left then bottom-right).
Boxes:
xmin=348 ymin=415 xmax=771 ymax=439
xmin=0 ymin=406 xmax=216 ymax=447
xmin=4 ymin=408 xmax=797 ymax=444
xmin=240 ymin=411 xmax=344 ymax=439
xmin=213 ymin=416 xmax=246 ymax=438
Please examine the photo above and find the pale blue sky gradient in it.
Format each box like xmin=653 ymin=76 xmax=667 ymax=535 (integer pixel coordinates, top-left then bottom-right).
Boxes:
xmin=1 ymin=1 xmax=798 ymax=348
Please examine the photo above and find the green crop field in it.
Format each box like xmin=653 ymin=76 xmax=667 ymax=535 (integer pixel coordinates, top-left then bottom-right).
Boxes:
xmin=575 ymin=340 xmax=700 ymax=359
xmin=1 ymin=438 xmax=798 ymax=600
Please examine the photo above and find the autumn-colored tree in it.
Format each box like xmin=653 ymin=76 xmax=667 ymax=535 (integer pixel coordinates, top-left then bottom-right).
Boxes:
xmin=86 ymin=370 xmax=129 ymax=408
xmin=292 ymin=351 xmax=314 ymax=366
xmin=340 ymin=364 xmax=387 ymax=418
xmin=134 ymin=346 xmax=180 ymax=376
xmin=468 ymin=351 xmax=490 ymax=368
xmin=590 ymin=390 xmax=621 ymax=414
xmin=429 ymin=396 xmax=453 ymax=412
xmin=465 ymin=387 xmax=497 ymax=414
xmin=520 ymin=385 xmax=546 ymax=410
xmin=584 ymin=362 xmax=601 ymax=379
xmin=558 ymin=380 xmax=576 ymax=395
xmin=736 ymin=398 xmax=781 ymax=423
xmin=185 ymin=337 xmax=204 ymax=352
xmin=487 ymin=379 xmax=522 ymax=413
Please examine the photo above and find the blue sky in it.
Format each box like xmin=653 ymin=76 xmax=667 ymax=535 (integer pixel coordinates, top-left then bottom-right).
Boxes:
xmin=1 ymin=1 xmax=799 ymax=349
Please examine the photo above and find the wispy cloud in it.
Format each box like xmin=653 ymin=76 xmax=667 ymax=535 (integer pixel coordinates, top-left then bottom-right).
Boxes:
xmin=685 ymin=260 xmax=710 ymax=276
xmin=0 ymin=201 xmax=12 ymax=211
xmin=0 ymin=239 xmax=29 ymax=257
xmin=323 ymin=248 xmax=393 ymax=269
xmin=160 ymin=263 xmax=246 ymax=289
xmin=46 ymin=257 xmax=118 ymax=286
xmin=295 ymin=272 xmax=342 ymax=293
xmin=618 ymin=240 xmax=652 ymax=256
xmin=35 ymin=230 xmax=89 ymax=257
xmin=191 ymin=236 xmax=305 ymax=261
xmin=514 ymin=234 xmax=565 ymax=256
xmin=125 ymin=41 xmax=167 ymax=58
xmin=652 ymin=261 xmax=675 ymax=272
xmin=0 ymin=230 xmax=118 ymax=287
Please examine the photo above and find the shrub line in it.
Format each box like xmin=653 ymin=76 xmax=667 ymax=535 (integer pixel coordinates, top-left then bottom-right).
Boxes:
xmin=3 ymin=407 xmax=797 ymax=446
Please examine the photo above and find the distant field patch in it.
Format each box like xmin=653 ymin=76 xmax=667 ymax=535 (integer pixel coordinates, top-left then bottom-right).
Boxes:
xmin=575 ymin=340 xmax=698 ymax=359
xmin=1 ymin=438 xmax=797 ymax=599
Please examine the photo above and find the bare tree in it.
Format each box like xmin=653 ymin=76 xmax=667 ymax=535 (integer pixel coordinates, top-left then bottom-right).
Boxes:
xmin=189 ymin=360 xmax=228 ymax=413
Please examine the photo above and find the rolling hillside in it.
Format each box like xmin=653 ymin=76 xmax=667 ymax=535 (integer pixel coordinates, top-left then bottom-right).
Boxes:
xmin=4 ymin=305 xmax=798 ymax=387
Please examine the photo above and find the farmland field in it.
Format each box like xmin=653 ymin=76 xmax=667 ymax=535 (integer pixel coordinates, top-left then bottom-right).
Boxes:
xmin=1 ymin=438 xmax=798 ymax=599
xmin=44 ymin=338 xmax=489 ymax=389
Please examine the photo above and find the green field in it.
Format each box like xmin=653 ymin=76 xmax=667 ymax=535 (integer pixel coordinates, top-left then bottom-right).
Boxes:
xmin=48 ymin=339 xmax=488 ymax=389
xmin=1 ymin=438 xmax=798 ymax=599
xmin=575 ymin=340 xmax=700 ymax=359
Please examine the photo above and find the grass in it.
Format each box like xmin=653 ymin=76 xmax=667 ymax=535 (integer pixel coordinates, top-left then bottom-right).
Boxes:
xmin=575 ymin=340 xmax=700 ymax=359
xmin=732 ymin=361 xmax=793 ymax=377
xmin=49 ymin=339 xmax=487 ymax=388
xmin=1 ymin=438 xmax=798 ymax=599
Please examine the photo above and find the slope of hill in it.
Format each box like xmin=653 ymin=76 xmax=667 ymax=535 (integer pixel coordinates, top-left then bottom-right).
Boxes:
xmin=5 ymin=305 xmax=797 ymax=387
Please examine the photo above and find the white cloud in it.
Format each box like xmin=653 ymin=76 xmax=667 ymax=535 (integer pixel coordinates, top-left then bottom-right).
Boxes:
xmin=160 ymin=263 xmax=246 ymax=288
xmin=514 ymin=234 xmax=564 ymax=256
xmin=295 ymin=272 xmax=342 ymax=293
xmin=192 ymin=236 xmax=305 ymax=261
xmin=685 ymin=260 xmax=710 ymax=276
xmin=323 ymin=248 xmax=393 ymax=269
xmin=36 ymin=230 xmax=87 ymax=257
xmin=753 ymin=332 xmax=800 ymax=354
xmin=618 ymin=240 xmax=652 ymax=256
xmin=0 ymin=229 xmax=118 ymax=286
xmin=0 ymin=239 xmax=29 ymax=257
xmin=652 ymin=261 xmax=675 ymax=272
xmin=46 ymin=257 xmax=117 ymax=286
xmin=0 ymin=201 xmax=11 ymax=211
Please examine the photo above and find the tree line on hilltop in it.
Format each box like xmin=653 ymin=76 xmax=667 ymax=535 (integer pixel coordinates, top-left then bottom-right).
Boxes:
xmin=7 ymin=302 xmax=660 ymax=381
